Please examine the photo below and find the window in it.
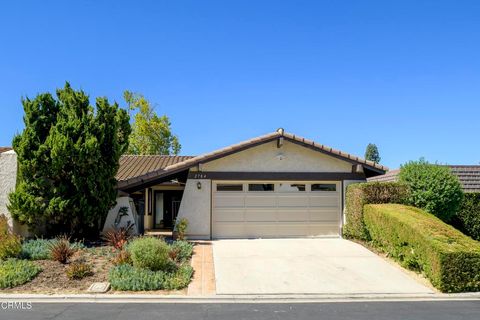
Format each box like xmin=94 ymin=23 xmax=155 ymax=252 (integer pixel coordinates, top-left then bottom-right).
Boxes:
xmin=217 ymin=184 xmax=243 ymax=192
xmin=278 ymin=183 xmax=305 ymax=192
xmin=248 ymin=183 xmax=275 ymax=191
xmin=311 ymin=184 xmax=336 ymax=192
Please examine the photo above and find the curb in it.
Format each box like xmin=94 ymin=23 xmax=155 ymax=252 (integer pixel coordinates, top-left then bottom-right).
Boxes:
xmin=1 ymin=293 xmax=480 ymax=303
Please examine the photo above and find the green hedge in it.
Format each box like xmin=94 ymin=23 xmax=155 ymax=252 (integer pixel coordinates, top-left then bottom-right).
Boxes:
xmin=343 ymin=182 xmax=408 ymax=240
xmin=454 ymin=193 xmax=480 ymax=241
xmin=364 ymin=204 xmax=480 ymax=293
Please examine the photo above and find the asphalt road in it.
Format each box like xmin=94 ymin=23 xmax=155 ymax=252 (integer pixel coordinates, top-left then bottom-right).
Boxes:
xmin=0 ymin=301 xmax=479 ymax=320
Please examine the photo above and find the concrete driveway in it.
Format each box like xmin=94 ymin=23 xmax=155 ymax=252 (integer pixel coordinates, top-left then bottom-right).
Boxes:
xmin=213 ymin=238 xmax=434 ymax=295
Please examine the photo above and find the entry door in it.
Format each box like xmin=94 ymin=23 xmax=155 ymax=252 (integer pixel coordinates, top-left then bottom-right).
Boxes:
xmin=212 ymin=181 xmax=341 ymax=239
xmin=154 ymin=192 xmax=164 ymax=229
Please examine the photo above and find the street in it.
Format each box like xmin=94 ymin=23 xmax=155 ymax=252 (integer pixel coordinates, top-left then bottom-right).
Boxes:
xmin=0 ymin=300 xmax=479 ymax=320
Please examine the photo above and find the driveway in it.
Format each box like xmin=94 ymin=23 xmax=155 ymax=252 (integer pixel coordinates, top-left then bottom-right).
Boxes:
xmin=213 ymin=238 xmax=434 ymax=295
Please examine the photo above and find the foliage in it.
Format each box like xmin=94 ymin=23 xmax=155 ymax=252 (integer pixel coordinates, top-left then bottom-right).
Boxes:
xmin=399 ymin=159 xmax=464 ymax=222
xmin=48 ymin=236 xmax=75 ymax=264
xmin=453 ymin=193 xmax=480 ymax=241
xmin=124 ymin=90 xmax=180 ymax=155
xmin=343 ymin=182 xmax=408 ymax=240
xmin=0 ymin=216 xmax=22 ymax=260
xmin=0 ymin=259 xmax=41 ymax=288
xmin=21 ymin=238 xmax=84 ymax=260
xmin=127 ymin=237 xmax=175 ymax=272
xmin=109 ymin=263 xmax=193 ymax=291
xmin=364 ymin=204 xmax=480 ymax=293
xmin=109 ymin=264 xmax=165 ymax=291
xmin=364 ymin=143 xmax=381 ymax=163
xmin=8 ymin=82 xmax=131 ymax=237
xmin=113 ymin=249 xmax=132 ymax=266
xmin=102 ymin=226 xmax=132 ymax=250
xmin=169 ymin=241 xmax=194 ymax=263
xmin=175 ymin=218 xmax=189 ymax=241
xmin=65 ymin=261 xmax=93 ymax=280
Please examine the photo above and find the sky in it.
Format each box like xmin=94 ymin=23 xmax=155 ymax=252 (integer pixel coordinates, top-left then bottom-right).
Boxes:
xmin=0 ymin=0 xmax=479 ymax=169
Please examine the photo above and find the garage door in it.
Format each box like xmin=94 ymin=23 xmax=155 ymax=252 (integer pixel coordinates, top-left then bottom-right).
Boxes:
xmin=212 ymin=181 xmax=341 ymax=238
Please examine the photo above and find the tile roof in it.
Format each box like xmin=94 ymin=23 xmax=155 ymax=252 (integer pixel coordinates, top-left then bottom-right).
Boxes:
xmin=117 ymin=130 xmax=388 ymax=190
xmin=0 ymin=147 xmax=12 ymax=153
xmin=116 ymin=155 xmax=194 ymax=181
xmin=368 ymin=166 xmax=480 ymax=193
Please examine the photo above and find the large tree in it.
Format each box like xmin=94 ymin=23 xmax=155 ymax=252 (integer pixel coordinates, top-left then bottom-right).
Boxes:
xmin=364 ymin=143 xmax=381 ymax=163
xmin=8 ymin=83 xmax=131 ymax=237
xmin=124 ymin=91 xmax=180 ymax=155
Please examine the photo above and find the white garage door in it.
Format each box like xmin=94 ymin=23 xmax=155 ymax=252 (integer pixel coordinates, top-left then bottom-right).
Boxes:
xmin=212 ymin=181 xmax=341 ymax=239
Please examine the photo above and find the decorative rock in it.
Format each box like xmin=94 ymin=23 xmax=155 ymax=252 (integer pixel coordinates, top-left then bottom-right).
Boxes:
xmin=88 ymin=282 xmax=111 ymax=293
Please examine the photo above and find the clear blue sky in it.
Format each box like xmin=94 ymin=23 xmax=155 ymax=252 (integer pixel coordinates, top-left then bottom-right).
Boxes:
xmin=1 ymin=1 xmax=479 ymax=169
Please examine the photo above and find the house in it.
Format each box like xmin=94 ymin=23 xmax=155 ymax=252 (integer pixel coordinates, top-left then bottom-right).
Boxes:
xmin=116 ymin=129 xmax=387 ymax=239
xmin=367 ymin=166 xmax=480 ymax=193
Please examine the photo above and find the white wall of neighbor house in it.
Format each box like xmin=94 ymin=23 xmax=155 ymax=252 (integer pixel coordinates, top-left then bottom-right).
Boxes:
xmin=202 ymin=140 xmax=353 ymax=172
xmin=175 ymin=178 xmax=211 ymax=239
xmin=0 ymin=151 xmax=29 ymax=237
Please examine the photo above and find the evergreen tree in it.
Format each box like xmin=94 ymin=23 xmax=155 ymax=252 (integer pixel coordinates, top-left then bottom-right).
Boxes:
xmin=365 ymin=143 xmax=381 ymax=163
xmin=8 ymin=83 xmax=131 ymax=237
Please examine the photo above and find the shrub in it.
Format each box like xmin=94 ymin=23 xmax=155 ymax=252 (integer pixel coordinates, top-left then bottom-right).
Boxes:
xmin=0 ymin=259 xmax=41 ymax=288
xmin=454 ymin=193 xmax=480 ymax=241
xmin=113 ymin=249 xmax=132 ymax=266
xmin=102 ymin=226 xmax=132 ymax=250
xmin=162 ymin=263 xmax=194 ymax=290
xmin=175 ymin=218 xmax=189 ymax=241
xmin=343 ymin=182 xmax=408 ymax=240
xmin=399 ymin=159 xmax=463 ymax=222
xmin=127 ymin=237 xmax=175 ymax=272
xmin=66 ymin=261 xmax=93 ymax=280
xmin=170 ymin=241 xmax=194 ymax=263
xmin=364 ymin=204 xmax=480 ymax=292
xmin=48 ymin=236 xmax=75 ymax=264
xmin=109 ymin=264 xmax=165 ymax=291
xmin=21 ymin=239 xmax=52 ymax=260
xmin=0 ymin=216 xmax=22 ymax=260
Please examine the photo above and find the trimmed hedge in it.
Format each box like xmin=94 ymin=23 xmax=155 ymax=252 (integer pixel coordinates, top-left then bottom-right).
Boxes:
xmin=454 ymin=193 xmax=480 ymax=241
xmin=364 ymin=204 xmax=480 ymax=293
xmin=343 ymin=182 xmax=408 ymax=240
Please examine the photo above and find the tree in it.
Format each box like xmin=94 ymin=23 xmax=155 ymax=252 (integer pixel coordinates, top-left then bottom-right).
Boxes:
xmin=365 ymin=143 xmax=381 ymax=163
xmin=398 ymin=158 xmax=464 ymax=222
xmin=8 ymin=83 xmax=131 ymax=237
xmin=124 ymin=91 xmax=180 ymax=155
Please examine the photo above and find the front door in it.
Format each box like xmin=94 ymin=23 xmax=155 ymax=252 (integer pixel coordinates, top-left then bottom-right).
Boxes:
xmin=154 ymin=190 xmax=184 ymax=229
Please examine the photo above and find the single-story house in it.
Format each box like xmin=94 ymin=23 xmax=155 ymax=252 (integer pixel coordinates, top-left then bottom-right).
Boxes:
xmin=367 ymin=166 xmax=480 ymax=193
xmin=116 ymin=129 xmax=387 ymax=239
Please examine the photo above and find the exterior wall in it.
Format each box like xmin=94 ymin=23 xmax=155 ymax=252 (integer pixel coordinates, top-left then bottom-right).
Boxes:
xmin=202 ymin=140 xmax=353 ymax=172
xmin=175 ymin=178 xmax=211 ymax=239
xmin=0 ymin=151 xmax=29 ymax=237
xmin=103 ymin=196 xmax=140 ymax=235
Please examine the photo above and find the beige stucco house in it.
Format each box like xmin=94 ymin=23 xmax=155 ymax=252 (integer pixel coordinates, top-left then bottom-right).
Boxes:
xmin=116 ymin=129 xmax=387 ymax=239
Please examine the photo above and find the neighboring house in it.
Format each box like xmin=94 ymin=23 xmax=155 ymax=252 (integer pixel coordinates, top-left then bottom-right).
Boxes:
xmin=368 ymin=166 xmax=480 ymax=193
xmin=116 ymin=129 xmax=387 ymax=239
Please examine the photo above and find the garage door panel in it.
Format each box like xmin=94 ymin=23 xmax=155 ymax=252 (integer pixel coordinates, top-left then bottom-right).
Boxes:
xmin=308 ymin=223 xmax=340 ymax=236
xmin=214 ymin=209 xmax=244 ymax=222
xmin=245 ymin=196 xmax=276 ymax=207
xmin=244 ymin=222 xmax=277 ymax=238
xmin=215 ymin=195 xmax=245 ymax=208
xmin=277 ymin=196 xmax=309 ymax=207
xmin=309 ymin=209 xmax=340 ymax=222
xmin=309 ymin=195 xmax=339 ymax=207
xmin=245 ymin=209 xmax=277 ymax=222
xmin=277 ymin=223 xmax=309 ymax=236
xmin=213 ymin=223 xmax=245 ymax=238
xmin=277 ymin=209 xmax=309 ymax=221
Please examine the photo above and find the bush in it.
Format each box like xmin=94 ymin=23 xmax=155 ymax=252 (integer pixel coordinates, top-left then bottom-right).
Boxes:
xmin=0 ymin=216 xmax=22 ymax=260
xmin=48 ymin=236 xmax=75 ymax=264
xmin=109 ymin=264 xmax=165 ymax=291
xmin=343 ymin=182 xmax=408 ymax=240
xmin=127 ymin=237 xmax=175 ymax=272
xmin=399 ymin=159 xmax=463 ymax=222
xmin=66 ymin=261 xmax=93 ymax=280
xmin=364 ymin=204 xmax=480 ymax=292
xmin=21 ymin=239 xmax=52 ymax=260
xmin=113 ymin=249 xmax=132 ymax=266
xmin=454 ymin=193 xmax=480 ymax=241
xmin=0 ymin=259 xmax=41 ymax=288
xmin=175 ymin=218 xmax=189 ymax=241
xmin=169 ymin=241 xmax=194 ymax=263
xmin=102 ymin=226 xmax=132 ymax=250
xmin=162 ymin=264 xmax=194 ymax=290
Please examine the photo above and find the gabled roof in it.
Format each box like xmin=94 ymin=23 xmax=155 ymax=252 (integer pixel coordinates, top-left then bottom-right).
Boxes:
xmin=368 ymin=165 xmax=480 ymax=193
xmin=0 ymin=147 xmax=12 ymax=153
xmin=117 ymin=155 xmax=194 ymax=181
xmin=117 ymin=130 xmax=388 ymax=191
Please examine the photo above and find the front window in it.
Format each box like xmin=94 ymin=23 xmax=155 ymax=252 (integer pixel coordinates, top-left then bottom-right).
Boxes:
xmin=248 ymin=183 xmax=275 ymax=191
xmin=217 ymin=184 xmax=243 ymax=192
xmin=311 ymin=184 xmax=336 ymax=191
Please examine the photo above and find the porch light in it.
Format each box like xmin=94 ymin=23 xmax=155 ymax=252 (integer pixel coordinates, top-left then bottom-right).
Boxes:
xmin=197 ymin=181 xmax=202 ymax=190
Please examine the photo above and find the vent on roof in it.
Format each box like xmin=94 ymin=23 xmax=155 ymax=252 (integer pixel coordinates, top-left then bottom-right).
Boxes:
xmin=277 ymin=128 xmax=285 ymax=135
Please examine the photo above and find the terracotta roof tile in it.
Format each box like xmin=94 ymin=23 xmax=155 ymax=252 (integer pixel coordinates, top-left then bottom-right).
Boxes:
xmin=0 ymin=147 xmax=12 ymax=153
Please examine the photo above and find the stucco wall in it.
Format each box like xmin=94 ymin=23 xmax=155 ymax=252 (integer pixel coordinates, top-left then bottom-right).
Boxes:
xmin=202 ymin=140 xmax=353 ymax=172
xmin=0 ymin=151 xmax=29 ymax=236
xmin=175 ymin=178 xmax=211 ymax=239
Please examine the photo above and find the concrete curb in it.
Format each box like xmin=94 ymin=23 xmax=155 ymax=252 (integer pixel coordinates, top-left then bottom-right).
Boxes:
xmin=0 ymin=293 xmax=480 ymax=303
